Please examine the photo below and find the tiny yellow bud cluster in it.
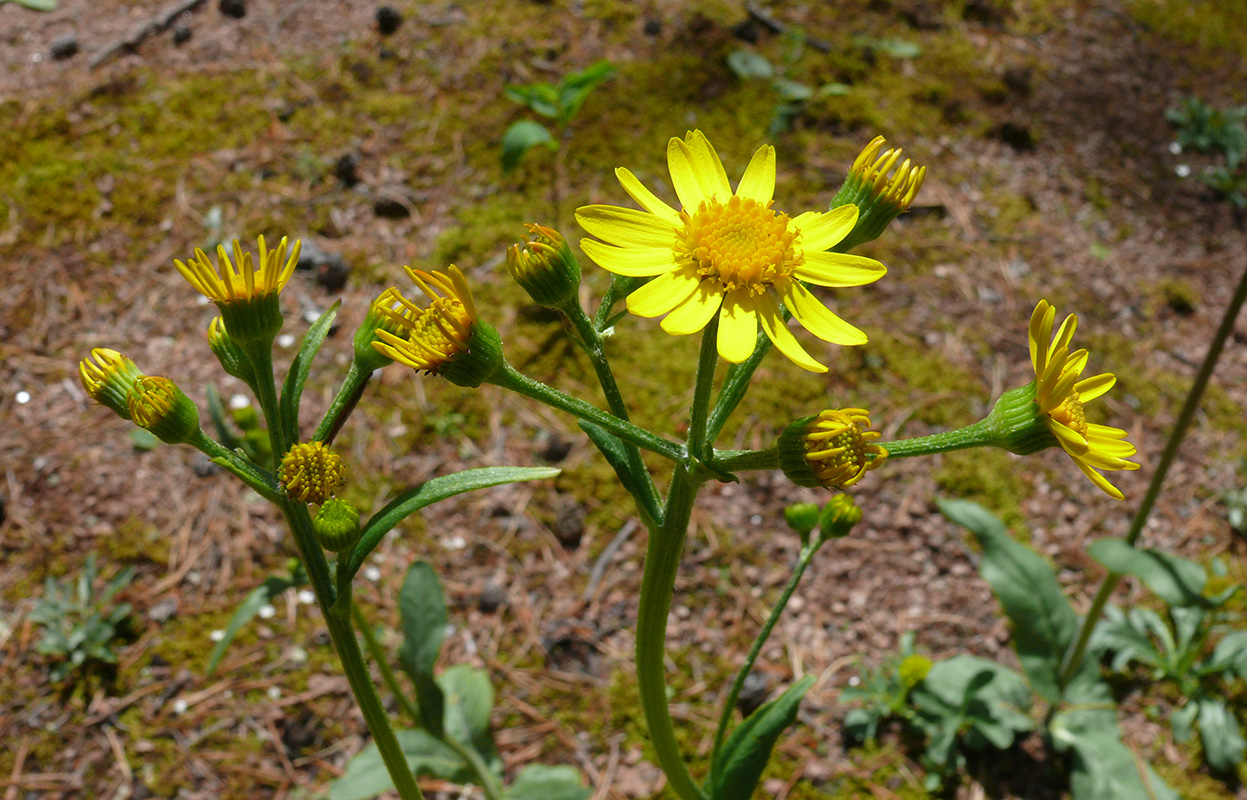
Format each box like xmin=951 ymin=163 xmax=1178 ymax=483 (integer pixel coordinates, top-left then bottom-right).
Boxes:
xmin=279 ymin=441 xmax=347 ymax=504
xmin=898 ymin=654 xmax=933 ymax=688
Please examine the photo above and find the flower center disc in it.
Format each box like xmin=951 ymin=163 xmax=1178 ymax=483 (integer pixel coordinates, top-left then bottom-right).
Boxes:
xmin=677 ymin=195 xmax=798 ymax=294
xmin=1051 ymin=392 xmax=1089 ymax=438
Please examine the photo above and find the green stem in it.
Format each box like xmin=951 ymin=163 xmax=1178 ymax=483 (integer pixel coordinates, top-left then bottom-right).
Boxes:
xmin=881 ymin=418 xmax=994 ymax=459
xmin=593 ymin=275 xmax=643 ymax=332
xmin=712 ymin=448 xmax=780 ymax=473
xmin=189 ymin=429 xmax=280 ymax=501
xmin=351 ymin=602 xmax=505 ymax=800
xmin=710 ymin=540 xmax=820 ymax=776
xmin=706 ymin=329 xmax=771 ymax=447
xmin=246 ymin=343 xmax=288 ymax=459
xmin=687 ymin=318 xmax=719 ymax=463
xmin=561 ymin=300 xmax=662 ymax=524
xmin=635 ymin=465 xmax=707 ymax=800
xmin=314 ymin=360 xmax=373 ymax=445
xmin=282 ymin=501 xmax=425 ymax=800
xmin=490 ymin=362 xmax=685 ymax=463
xmin=1057 ymin=258 xmax=1247 ymax=690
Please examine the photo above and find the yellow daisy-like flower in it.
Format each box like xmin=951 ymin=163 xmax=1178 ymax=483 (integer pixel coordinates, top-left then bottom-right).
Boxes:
xmin=779 ymin=408 xmax=888 ymax=489
xmin=1029 ymin=299 xmax=1140 ymax=500
xmin=576 ymin=130 xmax=887 ymax=373
xmin=372 ymin=265 xmax=477 ymax=375
xmin=174 ymin=236 xmax=301 ymax=303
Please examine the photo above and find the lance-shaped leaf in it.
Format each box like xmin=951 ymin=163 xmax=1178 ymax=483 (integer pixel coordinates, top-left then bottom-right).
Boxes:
xmin=398 ymin=561 xmax=447 ymax=737
xmin=279 ymin=300 xmax=340 ymax=445
xmin=205 ymin=572 xmax=304 ymax=676
xmin=708 ymin=675 xmax=815 ymax=800
xmin=1087 ymin=539 xmax=1229 ymax=608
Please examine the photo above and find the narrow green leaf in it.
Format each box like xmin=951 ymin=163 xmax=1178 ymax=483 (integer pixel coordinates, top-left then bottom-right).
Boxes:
xmin=504 ymin=84 xmax=561 ymax=118
xmin=557 ymin=60 xmax=615 ymax=121
xmin=726 ymin=49 xmax=774 ymax=80
xmin=938 ymin=499 xmax=1077 ymax=704
xmin=709 ymin=675 xmax=814 ymax=800
xmin=501 ymin=120 xmax=557 ymax=173
xmin=5 ymin=0 xmax=58 ymax=10
xmin=348 ymin=467 xmax=560 ymax=578
xmin=504 ymin=765 xmax=591 ymax=800
xmin=1197 ymin=698 xmax=1246 ymax=773
xmin=328 ymin=728 xmax=470 ymax=800
xmin=1050 ymin=704 xmax=1180 ymax=800
xmin=1087 ymin=539 xmax=1213 ymax=608
xmin=398 ymin=561 xmax=447 ymax=737
xmin=205 ymin=575 xmax=299 ymax=675
xmin=1207 ymin=630 xmax=1247 ymax=680
xmin=279 ymin=300 xmax=340 ymax=446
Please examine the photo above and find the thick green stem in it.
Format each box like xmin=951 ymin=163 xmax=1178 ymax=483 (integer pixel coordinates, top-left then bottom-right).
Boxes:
xmin=491 ymin=362 xmax=685 ymax=463
xmin=687 ymin=318 xmax=719 ymax=463
xmin=561 ymin=301 xmax=662 ymax=524
xmin=246 ymin=343 xmax=289 ymax=460
xmin=1057 ymin=258 xmax=1247 ymax=690
xmin=711 ymin=448 xmax=780 ymax=473
xmin=881 ymin=418 xmax=994 ymax=459
xmin=314 ymin=360 xmax=373 ymax=445
xmin=635 ymin=465 xmax=707 ymax=800
xmin=710 ymin=540 xmax=819 ymax=775
xmin=706 ymin=330 xmax=771 ymax=446
xmin=282 ymin=502 xmax=424 ymax=800
xmin=352 ymin=602 xmax=504 ymax=800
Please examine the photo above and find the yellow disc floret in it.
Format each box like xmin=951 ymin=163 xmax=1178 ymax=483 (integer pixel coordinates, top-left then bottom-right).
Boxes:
xmin=373 ymin=265 xmax=477 ymax=375
xmin=279 ymin=441 xmax=346 ymax=504
xmin=677 ymin=195 xmax=799 ymax=295
xmin=802 ymin=408 xmax=888 ymax=489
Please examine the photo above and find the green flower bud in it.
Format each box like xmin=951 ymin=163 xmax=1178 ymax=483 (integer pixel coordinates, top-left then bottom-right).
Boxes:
xmin=313 ymin=498 xmax=361 ymax=552
xmin=817 ymin=493 xmax=862 ymax=540
xmin=128 ymin=376 xmax=201 ymax=445
xmin=207 ymin=316 xmax=254 ymax=383
xmin=506 ymin=224 xmax=582 ymax=308
xmin=829 ymin=136 xmax=926 ymax=251
xmin=79 ymin=348 xmax=145 ymax=421
xmin=898 ymin=654 xmax=933 ymax=688
xmin=783 ymin=503 xmax=821 ymax=539
xmin=778 ymin=408 xmax=887 ymax=489
xmin=279 ymin=441 xmax=347 ymax=504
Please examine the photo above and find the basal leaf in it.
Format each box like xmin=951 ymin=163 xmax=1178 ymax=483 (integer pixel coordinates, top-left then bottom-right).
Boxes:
xmin=501 ymin=120 xmax=557 ymax=172
xmin=709 ymin=675 xmax=814 ymax=800
xmin=1087 ymin=539 xmax=1212 ymax=608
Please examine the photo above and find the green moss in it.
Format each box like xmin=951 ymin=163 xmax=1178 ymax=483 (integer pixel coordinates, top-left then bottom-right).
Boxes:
xmin=846 ymin=330 xmax=987 ymax=428
xmin=101 ymin=516 xmax=170 ymax=565
xmin=1156 ymin=278 xmax=1199 ymax=316
xmin=1127 ymin=0 xmax=1247 ymax=69
xmin=935 ymin=449 xmax=1031 ymax=533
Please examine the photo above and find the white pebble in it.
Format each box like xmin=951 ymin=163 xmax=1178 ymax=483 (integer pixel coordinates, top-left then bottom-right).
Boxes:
xmin=363 ymin=566 xmax=381 ymax=582
xmin=276 ymin=334 xmax=296 ymax=349
xmin=1176 ymin=164 xmax=1191 ymax=177
xmin=749 ymin=514 xmax=762 ymax=525
xmin=258 ymin=604 xmax=276 ymax=619
xmin=210 ymin=629 xmax=225 ymax=642
xmin=298 ymin=589 xmax=316 ymax=605
xmin=229 ymin=393 xmax=250 ymax=409
xmin=442 ymin=535 xmax=467 ymax=550
xmin=1169 ymin=141 xmax=1182 ymax=155
xmin=15 ymin=391 xmax=30 ymax=404
xmin=847 ymin=675 xmax=861 ymax=687
xmin=267 ymin=686 xmax=282 ymax=700
xmin=172 ymin=699 xmax=188 ymax=714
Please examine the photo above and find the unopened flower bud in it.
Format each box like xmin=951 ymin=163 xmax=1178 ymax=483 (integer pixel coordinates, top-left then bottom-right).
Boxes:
xmin=817 ymin=493 xmax=862 ymax=540
xmin=778 ymin=408 xmax=887 ymax=489
xmin=783 ymin=503 xmax=821 ymax=540
xmin=279 ymin=441 xmax=346 ymax=504
xmin=128 ymin=376 xmax=201 ymax=444
xmin=830 ymin=136 xmax=926 ymax=251
xmin=207 ymin=316 xmax=254 ymax=383
xmin=79 ymin=348 xmax=144 ymax=420
xmin=174 ymin=236 xmax=300 ymax=346
xmin=506 ymin=224 xmax=582 ymax=308
xmin=898 ymin=654 xmax=933 ymax=688
xmin=313 ymin=498 xmax=361 ymax=552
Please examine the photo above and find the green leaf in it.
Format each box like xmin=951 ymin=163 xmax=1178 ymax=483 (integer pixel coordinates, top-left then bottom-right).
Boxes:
xmin=501 ymin=121 xmax=557 ymax=173
xmin=772 ymin=78 xmax=813 ymax=102
xmin=328 ymin=729 xmax=471 ymax=800
xmin=438 ymin=664 xmax=500 ymax=771
xmin=504 ymin=765 xmax=591 ymax=800
xmin=348 ymin=467 xmax=560 ymax=578
xmin=504 ymin=84 xmax=561 ymax=118
xmin=1197 ymin=698 xmax=1246 ymax=773
xmin=129 ymin=429 xmax=160 ymax=450
xmin=205 ymin=574 xmax=301 ymax=675
xmin=938 ymin=499 xmax=1077 ymax=704
xmin=912 ymin=656 xmax=1032 ymax=754
xmin=1207 ymin=630 xmax=1247 ymax=680
xmin=1050 ymin=704 xmax=1179 ymax=800
xmin=709 ymin=675 xmax=814 ymax=800
xmin=279 ymin=300 xmax=340 ymax=446
xmin=3 ymin=0 xmax=58 ymax=9
xmin=1087 ymin=539 xmax=1214 ymax=608
xmin=398 ymin=561 xmax=447 ymax=737
xmin=579 ymin=421 xmax=647 ymax=511
xmin=726 ymin=49 xmax=774 ymax=80
xmin=557 ymin=60 xmax=614 ymax=122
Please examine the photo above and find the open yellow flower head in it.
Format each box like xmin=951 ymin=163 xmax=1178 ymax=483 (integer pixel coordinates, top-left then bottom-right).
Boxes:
xmin=779 ymin=408 xmax=888 ymax=489
xmin=128 ymin=375 xmax=200 ymax=445
xmin=1029 ymin=299 xmax=1140 ymax=500
xmin=174 ymin=236 xmax=300 ymax=344
xmin=576 ymin=130 xmax=888 ymax=373
xmin=373 ymin=265 xmax=503 ymax=387
xmin=506 ymin=223 xmax=582 ymax=308
xmin=79 ymin=348 xmax=144 ymax=420
xmin=279 ymin=441 xmax=346 ymax=504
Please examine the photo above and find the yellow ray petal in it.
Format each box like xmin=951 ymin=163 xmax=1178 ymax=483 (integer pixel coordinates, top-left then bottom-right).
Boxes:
xmin=756 ymin=293 xmax=827 ymax=373
xmin=661 ymin=281 xmax=722 ymax=335
xmin=579 ymin=239 xmax=677 ymax=277
xmin=794 ymin=252 xmax=887 ymax=288
xmin=684 ymin=130 xmax=732 ymax=201
xmin=736 ymin=144 xmax=776 ymax=204
xmin=779 ymin=280 xmax=868 ymax=345
xmin=792 ymin=205 xmax=858 ymax=252
xmin=1074 ymin=458 xmax=1126 ymax=500
xmin=1048 ymin=418 xmax=1090 ymax=456
xmin=626 ymin=269 xmax=699 ymax=317
xmin=1063 ymin=349 xmax=1089 ymax=379
xmin=1029 ymin=300 xmax=1055 ymax=375
xmin=1053 ymin=312 xmax=1079 ymax=352
xmin=717 ymin=289 xmax=760 ymax=363
xmin=667 ymin=136 xmax=709 ymax=211
xmin=1075 ymin=372 xmax=1116 ymax=402
xmin=577 ymin=205 xmax=677 ymax=247
xmin=1086 ymin=423 xmax=1131 ymax=441
xmin=614 ymin=167 xmax=679 ymax=225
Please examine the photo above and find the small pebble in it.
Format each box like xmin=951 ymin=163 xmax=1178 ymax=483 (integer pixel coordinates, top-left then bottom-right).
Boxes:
xmin=363 ymin=566 xmax=381 ymax=582
xmin=172 ymin=25 xmax=193 ymax=45
xmin=229 ymin=393 xmax=250 ymax=409
xmin=373 ymin=195 xmax=411 ymax=219
xmin=298 ymin=589 xmax=316 ymax=605
xmin=267 ymin=686 xmax=281 ymax=700
xmin=172 ymin=699 xmax=188 ymax=714
xmin=219 ymin=0 xmax=246 ymax=18
xmin=737 ymin=671 xmax=772 ymax=718
xmin=276 ymin=333 xmax=296 ymax=349
xmin=478 ymin=582 xmax=506 ymax=613
xmin=1176 ymin=164 xmax=1191 ymax=178
xmin=50 ymin=35 xmax=79 ymax=60
xmin=15 ymin=391 xmax=30 ymax=404
xmin=334 ymin=153 xmax=360 ymax=187
xmin=376 ymin=6 xmax=402 ymax=35
xmin=258 ymin=604 xmax=276 ymax=619
xmin=210 ymin=630 xmax=225 ymax=642
xmin=1168 ymin=141 xmax=1182 ymax=155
